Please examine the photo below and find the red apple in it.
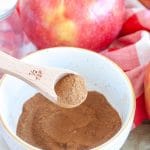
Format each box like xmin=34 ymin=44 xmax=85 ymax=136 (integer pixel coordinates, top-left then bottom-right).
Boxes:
xmin=18 ymin=0 xmax=125 ymax=52
xmin=144 ymin=64 xmax=150 ymax=118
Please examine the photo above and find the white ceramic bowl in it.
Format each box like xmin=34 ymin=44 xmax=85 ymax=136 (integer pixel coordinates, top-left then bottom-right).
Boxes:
xmin=0 ymin=47 xmax=135 ymax=150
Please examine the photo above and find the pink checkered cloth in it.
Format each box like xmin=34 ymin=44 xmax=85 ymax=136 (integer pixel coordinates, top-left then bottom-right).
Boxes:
xmin=0 ymin=0 xmax=149 ymax=128
xmin=101 ymin=0 xmax=150 ymax=127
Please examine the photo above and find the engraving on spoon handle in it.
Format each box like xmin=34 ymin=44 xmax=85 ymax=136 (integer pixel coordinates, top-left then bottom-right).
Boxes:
xmin=0 ymin=51 xmax=43 ymax=85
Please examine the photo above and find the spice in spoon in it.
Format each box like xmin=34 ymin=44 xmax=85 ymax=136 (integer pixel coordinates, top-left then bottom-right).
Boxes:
xmin=55 ymin=74 xmax=87 ymax=108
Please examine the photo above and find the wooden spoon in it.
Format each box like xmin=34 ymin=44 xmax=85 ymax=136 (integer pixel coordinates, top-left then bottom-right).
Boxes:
xmin=0 ymin=51 xmax=87 ymax=108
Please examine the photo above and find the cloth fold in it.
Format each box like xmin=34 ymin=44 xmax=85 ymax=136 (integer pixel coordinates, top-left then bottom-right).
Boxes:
xmin=101 ymin=0 xmax=150 ymax=127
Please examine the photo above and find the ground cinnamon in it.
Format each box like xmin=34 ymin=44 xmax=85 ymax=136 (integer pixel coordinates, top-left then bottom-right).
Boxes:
xmin=17 ymin=91 xmax=122 ymax=150
xmin=55 ymin=74 xmax=87 ymax=107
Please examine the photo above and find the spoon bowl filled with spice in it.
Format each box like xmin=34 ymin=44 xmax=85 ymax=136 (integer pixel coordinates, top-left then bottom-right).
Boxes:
xmin=0 ymin=47 xmax=135 ymax=150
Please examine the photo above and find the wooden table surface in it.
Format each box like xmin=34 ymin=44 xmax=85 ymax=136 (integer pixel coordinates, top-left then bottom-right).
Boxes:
xmin=122 ymin=123 xmax=150 ymax=150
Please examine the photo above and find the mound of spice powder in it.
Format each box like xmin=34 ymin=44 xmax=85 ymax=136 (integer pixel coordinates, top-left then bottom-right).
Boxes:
xmin=17 ymin=91 xmax=122 ymax=150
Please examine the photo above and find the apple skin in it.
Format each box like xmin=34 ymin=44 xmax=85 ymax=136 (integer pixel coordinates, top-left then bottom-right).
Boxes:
xmin=144 ymin=64 xmax=150 ymax=118
xmin=18 ymin=0 xmax=125 ymax=52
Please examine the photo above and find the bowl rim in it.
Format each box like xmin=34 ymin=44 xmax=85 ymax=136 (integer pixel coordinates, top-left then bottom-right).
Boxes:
xmin=0 ymin=47 xmax=136 ymax=150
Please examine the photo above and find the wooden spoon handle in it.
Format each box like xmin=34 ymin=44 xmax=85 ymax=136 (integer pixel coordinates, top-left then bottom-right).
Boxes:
xmin=0 ymin=51 xmax=41 ymax=83
xmin=0 ymin=51 xmax=59 ymax=100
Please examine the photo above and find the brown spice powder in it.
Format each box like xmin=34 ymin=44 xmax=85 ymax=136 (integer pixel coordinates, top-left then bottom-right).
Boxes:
xmin=17 ymin=91 xmax=122 ymax=150
xmin=55 ymin=74 xmax=87 ymax=107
